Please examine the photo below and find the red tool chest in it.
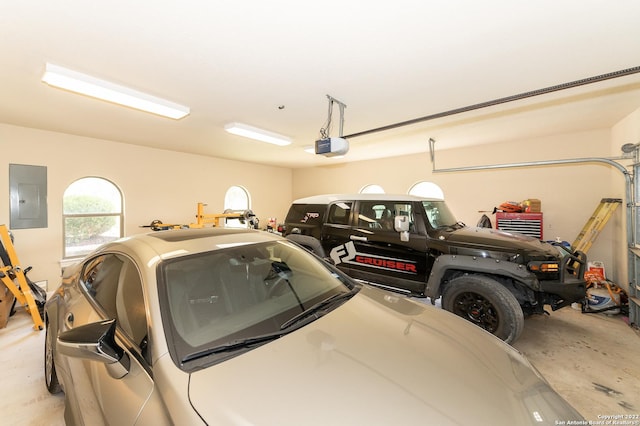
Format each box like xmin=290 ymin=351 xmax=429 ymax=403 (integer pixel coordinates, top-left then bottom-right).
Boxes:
xmin=495 ymin=212 xmax=543 ymax=239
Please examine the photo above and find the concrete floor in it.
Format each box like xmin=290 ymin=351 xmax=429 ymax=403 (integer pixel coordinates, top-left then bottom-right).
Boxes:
xmin=0 ymin=309 xmax=64 ymax=426
xmin=512 ymin=305 xmax=640 ymax=421
xmin=0 ymin=303 xmax=638 ymax=425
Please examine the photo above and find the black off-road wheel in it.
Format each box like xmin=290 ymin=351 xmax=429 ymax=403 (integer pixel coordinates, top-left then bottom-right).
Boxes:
xmin=442 ymin=275 xmax=524 ymax=344
xmin=45 ymin=320 xmax=62 ymax=394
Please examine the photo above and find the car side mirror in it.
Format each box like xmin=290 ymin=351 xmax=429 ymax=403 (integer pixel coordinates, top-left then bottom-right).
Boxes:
xmin=58 ymin=318 xmax=130 ymax=379
xmin=394 ymin=216 xmax=410 ymax=242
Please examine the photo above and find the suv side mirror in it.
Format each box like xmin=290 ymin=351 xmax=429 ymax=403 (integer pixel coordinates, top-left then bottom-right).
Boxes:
xmin=394 ymin=216 xmax=410 ymax=242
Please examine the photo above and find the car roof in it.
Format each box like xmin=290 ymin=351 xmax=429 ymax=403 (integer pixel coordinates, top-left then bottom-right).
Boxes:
xmin=145 ymin=227 xmax=258 ymax=243
xmin=292 ymin=193 xmax=443 ymax=204
xmin=100 ymin=227 xmax=284 ymax=261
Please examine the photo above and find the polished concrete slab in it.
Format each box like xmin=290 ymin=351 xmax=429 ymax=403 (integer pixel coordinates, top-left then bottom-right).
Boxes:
xmin=0 ymin=302 xmax=638 ymax=424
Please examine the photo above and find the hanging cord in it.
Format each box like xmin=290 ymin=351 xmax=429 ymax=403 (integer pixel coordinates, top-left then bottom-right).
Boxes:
xmin=319 ymin=96 xmax=333 ymax=139
xmin=319 ymin=95 xmax=347 ymax=139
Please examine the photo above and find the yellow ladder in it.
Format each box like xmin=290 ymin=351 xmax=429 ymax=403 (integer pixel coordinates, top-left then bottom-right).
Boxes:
xmin=0 ymin=225 xmax=44 ymax=330
xmin=571 ymin=198 xmax=622 ymax=254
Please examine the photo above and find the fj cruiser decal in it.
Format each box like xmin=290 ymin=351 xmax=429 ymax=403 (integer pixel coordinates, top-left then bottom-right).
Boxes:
xmin=330 ymin=241 xmax=417 ymax=274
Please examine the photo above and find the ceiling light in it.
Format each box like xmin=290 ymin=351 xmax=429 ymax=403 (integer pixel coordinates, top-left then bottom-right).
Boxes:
xmin=224 ymin=122 xmax=292 ymax=146
xmin=41 ymin=63 xmax=190 ymax=119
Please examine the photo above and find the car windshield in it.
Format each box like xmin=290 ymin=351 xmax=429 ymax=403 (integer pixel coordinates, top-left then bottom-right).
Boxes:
xmin=158 ymin=240 xmax=355 ymax=370
xmin=421 ymin=200 xmax=460 ymax=229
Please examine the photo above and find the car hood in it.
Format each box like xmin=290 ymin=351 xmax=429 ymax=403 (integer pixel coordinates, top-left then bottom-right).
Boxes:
xmin=188 ymin=287 xmax=581 ymax=425
xmin=441 ymin=226 xmax=560 ymax=258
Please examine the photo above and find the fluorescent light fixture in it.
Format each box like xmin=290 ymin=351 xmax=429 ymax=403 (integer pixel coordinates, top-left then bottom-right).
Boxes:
xmin=41 ymin=63 xmax=190 ymax=119
xmin=224 ymin=122 xmax=292 ymax=146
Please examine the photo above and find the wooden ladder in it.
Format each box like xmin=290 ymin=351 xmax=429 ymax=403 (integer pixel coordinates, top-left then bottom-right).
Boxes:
xmin=571 ymin=198 xmax=622 ymax=254
xmin=0 ymin=225 xmax=44 ymax=330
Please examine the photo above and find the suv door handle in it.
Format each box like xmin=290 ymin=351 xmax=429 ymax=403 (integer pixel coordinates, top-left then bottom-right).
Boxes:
xmin=350 ymin=235 xmax=368 ymax=242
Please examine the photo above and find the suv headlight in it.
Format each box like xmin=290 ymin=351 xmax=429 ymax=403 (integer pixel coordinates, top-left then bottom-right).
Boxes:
xmin=528 ymin=261 xmax=559 ymax=273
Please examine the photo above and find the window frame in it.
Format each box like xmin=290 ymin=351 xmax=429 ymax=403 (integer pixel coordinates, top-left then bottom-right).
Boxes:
xmin=359 ymin=184 xmax=385 ymax=194
xmin=62 ymin=177 xmax=124 ymax=259
xmin=357 ymin=201 xmax=414 ymax=232
xmin=224 ymin=185 xmax=251 ymax=211
xmin=408 ymin=181 xmax=444 ymax=199
xmin=79 ymin=252 xmax=151 ymax=364
xmin=223 ymin=185 xmax=252 ymax=228
xmin=327 ymin=202 xmax=352 ymax=226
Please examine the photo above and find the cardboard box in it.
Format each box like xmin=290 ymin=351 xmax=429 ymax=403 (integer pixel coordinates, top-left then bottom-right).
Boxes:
xmin=0 ymin=284 xmax=16 ymax=329
xmin=523 ymin=199 xmax=541 ymax=212
xmin=587 ymin=260 xmax=606 ymax=281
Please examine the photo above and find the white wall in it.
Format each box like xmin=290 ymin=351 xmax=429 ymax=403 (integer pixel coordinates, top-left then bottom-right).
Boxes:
xmin=0 ymin=123 xmax=293 ymax=289
xmin=293 ymin=126 xmax=632 ymax=287
xmin=3 ymin=108 xmax=639 ymax=293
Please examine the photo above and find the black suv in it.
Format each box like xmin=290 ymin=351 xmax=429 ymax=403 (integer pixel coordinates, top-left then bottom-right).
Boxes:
xmin=284 ymin=194 xmax=587 ymax=343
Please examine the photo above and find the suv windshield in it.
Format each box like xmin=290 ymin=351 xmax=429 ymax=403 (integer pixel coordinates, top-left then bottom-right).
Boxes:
xmin=421 ymin=200 xmax=459 ymax=229
xmin=159 ymin=240 xmax=355 ymax=370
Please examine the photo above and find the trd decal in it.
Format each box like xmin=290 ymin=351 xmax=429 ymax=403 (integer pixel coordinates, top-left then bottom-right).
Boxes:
xmin=301 ymin=212 xmax=320 ymax=223
xmin=330 ymin=241 xmax=417 ymax=274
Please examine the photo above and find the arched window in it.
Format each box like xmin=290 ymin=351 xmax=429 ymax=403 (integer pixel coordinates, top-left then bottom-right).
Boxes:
xmin=224 ymin=186 xmax=250 ymax=210
xmin=63 ymin=177 xmax=123 ymax=258
xmin=224 ymin=186 xmax=252 ymax=228
xmin=408 ymin=181 xmax=444 ymax=199
xmin=359 ymin=184 xmax=385 ymax=194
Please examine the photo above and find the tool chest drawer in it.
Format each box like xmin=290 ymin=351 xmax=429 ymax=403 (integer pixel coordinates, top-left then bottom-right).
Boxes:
xmin=496 ymin=212 xmax=543 ymax=239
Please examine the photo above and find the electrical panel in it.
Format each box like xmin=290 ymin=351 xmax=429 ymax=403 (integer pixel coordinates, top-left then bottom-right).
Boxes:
xmin=9 ymin=164 xmax=48 ymax=229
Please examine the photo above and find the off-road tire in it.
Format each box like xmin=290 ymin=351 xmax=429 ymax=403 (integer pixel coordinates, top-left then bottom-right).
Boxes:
xmin=285 ymin=234 xmax=326 ymax=257
xmin=442 ymin=274 xmax=524 ymax=344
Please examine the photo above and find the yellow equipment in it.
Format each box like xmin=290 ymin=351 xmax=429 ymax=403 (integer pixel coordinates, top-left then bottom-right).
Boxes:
xmin=193 ymin=203 xmax=258 ymax=228
xmin=571 ymin=198 xmax=622 ymax=254
xmin=143 ymin=203 xmax=258 ymax=231
xmin=0 ymin=224 xmax=44 ymax=331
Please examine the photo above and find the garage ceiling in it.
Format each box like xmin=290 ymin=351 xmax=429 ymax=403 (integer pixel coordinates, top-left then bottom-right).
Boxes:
xmin=1 ymin=1 xmax=640 ymax=168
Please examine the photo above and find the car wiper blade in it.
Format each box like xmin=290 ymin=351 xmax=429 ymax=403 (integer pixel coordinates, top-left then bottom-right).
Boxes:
xmin=280 ymin=288 xmax=359 ymax=331
xmin=182 ymin=333 xmax=282 ymax=363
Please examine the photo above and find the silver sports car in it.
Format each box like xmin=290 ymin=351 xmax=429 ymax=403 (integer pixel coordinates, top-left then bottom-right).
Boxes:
xmin=44 ymin=227 xmax=583 ymax=425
